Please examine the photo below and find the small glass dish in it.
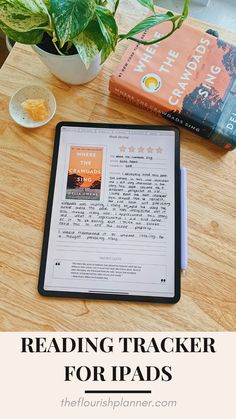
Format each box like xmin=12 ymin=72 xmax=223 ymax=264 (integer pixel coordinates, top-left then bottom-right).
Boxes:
xmin=9 ymin=85 xmax=56 ymax=128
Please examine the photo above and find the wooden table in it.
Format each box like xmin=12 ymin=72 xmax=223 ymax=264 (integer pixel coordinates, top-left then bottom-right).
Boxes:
xmin=0 ymin=1 xmax=235 ymax=331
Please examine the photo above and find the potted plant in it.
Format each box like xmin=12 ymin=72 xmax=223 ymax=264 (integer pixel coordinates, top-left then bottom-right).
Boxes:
xmin=0 ymin=0 xmax=190 ymax=85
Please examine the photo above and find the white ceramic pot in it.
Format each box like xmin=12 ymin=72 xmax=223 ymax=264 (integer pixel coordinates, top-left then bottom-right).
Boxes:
xmin=32 ymin=44 xmax=102 ymax=85
xmin=6 ymin=36 xmax=15 ymax=52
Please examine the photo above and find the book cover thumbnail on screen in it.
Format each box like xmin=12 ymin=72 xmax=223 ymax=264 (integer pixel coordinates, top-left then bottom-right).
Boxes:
xmin=66 ymin=146 xmax=103 ymax=200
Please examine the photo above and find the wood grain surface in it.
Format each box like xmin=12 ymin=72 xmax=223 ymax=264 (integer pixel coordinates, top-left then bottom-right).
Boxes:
xmin=0 ymin=1 xmax=235 ymax=331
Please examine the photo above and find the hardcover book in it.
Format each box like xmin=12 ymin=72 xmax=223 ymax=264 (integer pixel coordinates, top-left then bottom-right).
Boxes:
xmin=109 ymin=22 xmax=236 ymax=150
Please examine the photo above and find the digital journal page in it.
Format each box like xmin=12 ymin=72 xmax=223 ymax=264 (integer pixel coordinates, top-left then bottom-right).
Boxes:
xmin=43 ymin=126 xmax=176 ymax=298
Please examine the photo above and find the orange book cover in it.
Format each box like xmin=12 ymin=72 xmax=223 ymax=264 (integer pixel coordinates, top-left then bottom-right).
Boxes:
xmin=66 ymin=146 xmax=103 ymax=200
xmin=109 ymin=22 xmax=236 ymax=150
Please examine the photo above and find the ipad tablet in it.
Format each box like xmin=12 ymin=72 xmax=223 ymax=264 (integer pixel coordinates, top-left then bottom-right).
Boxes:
xmin=38 ymin=122 xmax=180 ymax=303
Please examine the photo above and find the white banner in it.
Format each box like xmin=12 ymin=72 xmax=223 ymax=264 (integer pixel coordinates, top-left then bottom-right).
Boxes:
xmin=0 ymin=332 xmax=235 ymax=418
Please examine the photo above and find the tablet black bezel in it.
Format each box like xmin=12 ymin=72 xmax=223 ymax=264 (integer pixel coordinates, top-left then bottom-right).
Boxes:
xmin=38 ymin=122 xmax=180 ymax=303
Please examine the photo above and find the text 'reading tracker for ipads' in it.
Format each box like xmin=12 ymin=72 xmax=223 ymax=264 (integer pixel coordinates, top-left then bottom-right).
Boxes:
xmin=38 ymin=123 xmax=181 ymax=303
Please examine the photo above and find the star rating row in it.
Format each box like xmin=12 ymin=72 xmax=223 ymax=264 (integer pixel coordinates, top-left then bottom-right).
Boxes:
xmin=119 ymin=145 xmax=163 ymax=154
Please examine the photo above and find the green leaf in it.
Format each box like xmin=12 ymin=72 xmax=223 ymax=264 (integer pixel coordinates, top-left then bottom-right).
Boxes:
xmin=42 ymin=0 xmax=52 ymax=12
xmin=95 ymin=5 xmax=118 ymax=50
xmin=106 ymin=0 xmax=119 ymax=13
xmin=0 ymin=0 xmax=49 ymax=32
xmin=177 ymin=0 xmax=190 ymax=28
xmin=136 ymin=0 xmax=155 ymax=13
xmin=100 ymin=42 xmax=113 ymax=63
xmin=182 ymin=0 xmax=190 ymax=18
xmin=73 ymin=21 xmax=104 ymax=69
xmin=0 ymin=19 xmax=44 ymax=44
xmin=119 ymin=12 xmax=175 ymax=39
xmin=51 ymin=0 xmax=96 ymax=47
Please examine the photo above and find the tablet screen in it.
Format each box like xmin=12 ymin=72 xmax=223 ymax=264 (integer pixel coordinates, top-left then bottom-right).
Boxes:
xmin=39 ymin=123 xmax=180 ymax=302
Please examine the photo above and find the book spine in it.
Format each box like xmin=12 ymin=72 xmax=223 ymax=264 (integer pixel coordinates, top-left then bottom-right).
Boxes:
xmin=109 ymin=76 xmax=169 ymax=117
xmin=109 ymin=77 xmax=236 ymax=151
xmin=161 ymin=110 xmax=205 ymax=139
xmin=109 ymin=78 xmax=206 ymax=138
